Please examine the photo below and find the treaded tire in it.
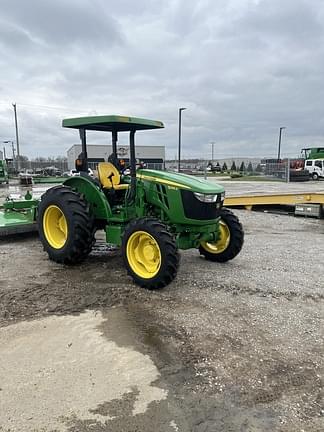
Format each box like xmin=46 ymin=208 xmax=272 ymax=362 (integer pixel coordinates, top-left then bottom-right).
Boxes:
xmin=122 ymin=217 xmax=179 ymax=289
xmin=199 ymin=207 xmax=244 ymax=262
xmin=38 ymin=185 xmax=95 ymax=264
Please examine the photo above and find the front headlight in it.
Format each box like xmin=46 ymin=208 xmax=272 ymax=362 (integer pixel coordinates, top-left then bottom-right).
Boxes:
xmin=194 ymin=192 xmax=218 ymax=203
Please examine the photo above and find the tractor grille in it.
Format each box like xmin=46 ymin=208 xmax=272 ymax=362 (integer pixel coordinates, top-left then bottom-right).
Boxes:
xmin=181 ymin=190 xmax=222 ymax=220
xmin=156 ymin=184 xmax=170 ymax=209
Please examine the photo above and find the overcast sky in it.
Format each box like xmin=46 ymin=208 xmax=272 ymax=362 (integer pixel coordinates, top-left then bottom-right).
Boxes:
xmin=0 ymin=0 xmax=323 ymax=160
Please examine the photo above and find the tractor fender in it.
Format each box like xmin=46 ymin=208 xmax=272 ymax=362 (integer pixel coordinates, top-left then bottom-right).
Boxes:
xmin=63 ymin=176 xmax=112 ymax=220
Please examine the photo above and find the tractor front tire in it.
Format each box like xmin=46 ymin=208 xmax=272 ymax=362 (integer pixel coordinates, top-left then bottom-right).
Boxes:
xmin=38 ymin=185 xmax=95 ymax=264
xmin=199 ymin=207 xmax=244 ymax=263
xmin=122 ymin=218 xmax=179 ymax=289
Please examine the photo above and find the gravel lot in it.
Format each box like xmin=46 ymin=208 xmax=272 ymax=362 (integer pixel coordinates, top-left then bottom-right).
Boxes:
xmin=0 ymin=203 xmax=324 ymax=431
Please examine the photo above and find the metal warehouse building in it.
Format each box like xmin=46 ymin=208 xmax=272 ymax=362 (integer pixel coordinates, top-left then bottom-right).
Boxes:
xmin=67 ymin=144 xmax=165 ymax=171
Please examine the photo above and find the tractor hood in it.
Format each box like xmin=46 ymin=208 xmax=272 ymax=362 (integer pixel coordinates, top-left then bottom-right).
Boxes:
xmin=137 ymin=169 xmax=224 ymax=194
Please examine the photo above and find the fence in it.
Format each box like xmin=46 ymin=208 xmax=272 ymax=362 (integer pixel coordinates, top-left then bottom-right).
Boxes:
xmin=262 ymin=160 xmax=290 ymax=182
xmin=6 ymin=160 xmax=69 ymax=174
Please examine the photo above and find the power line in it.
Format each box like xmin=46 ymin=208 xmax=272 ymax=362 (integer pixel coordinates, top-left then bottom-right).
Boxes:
xmin=0 ymin=101 xmax=91 ymax=113
xmin=18 ymin=103 xmax=89 ymax=112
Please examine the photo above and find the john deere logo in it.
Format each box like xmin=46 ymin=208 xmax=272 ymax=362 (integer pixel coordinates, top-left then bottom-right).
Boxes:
xmin=118 ymin=147 xmax=128 ymax=156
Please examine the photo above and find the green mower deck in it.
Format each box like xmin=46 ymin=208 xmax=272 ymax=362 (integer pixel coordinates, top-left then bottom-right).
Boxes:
xmin=0 ymin=194 xmax=39 ymax=237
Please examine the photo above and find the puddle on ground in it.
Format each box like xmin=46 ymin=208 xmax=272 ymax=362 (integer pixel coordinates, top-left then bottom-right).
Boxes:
xmin=0 ymin=310 xmax=168 ymax=432
xmin=96 ymin=305 xmax=280 ymax=432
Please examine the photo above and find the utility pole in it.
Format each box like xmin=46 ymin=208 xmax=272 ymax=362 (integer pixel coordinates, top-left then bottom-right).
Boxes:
xmin=3 ymin=146 xmax=6 ymax=160
xmin=12 ymin=142 xmax=16 ymax=171
xmin=277 ymin=126 xmax=286 ymax=161
xmin=12 ymin=103 xmax=21 ymax=171
xmin=178 ymin=107 xmax=186 ymax=172
xmin=210 ymin=141 xmax=215 ymax=162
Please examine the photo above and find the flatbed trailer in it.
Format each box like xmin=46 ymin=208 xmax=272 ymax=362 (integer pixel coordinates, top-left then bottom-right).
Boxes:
xmin=224 ymin=192 xmax=324 ymax=217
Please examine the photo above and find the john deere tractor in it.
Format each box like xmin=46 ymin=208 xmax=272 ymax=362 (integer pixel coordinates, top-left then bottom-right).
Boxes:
xmin=38 ymin=115 xmax=244 ymax=289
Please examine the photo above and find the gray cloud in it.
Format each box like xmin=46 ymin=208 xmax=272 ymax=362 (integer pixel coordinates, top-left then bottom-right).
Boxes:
xmin=0 ymin=0 xmax=323 ymax=160
xmin=1 ymin=0 xmax=123 ymax=47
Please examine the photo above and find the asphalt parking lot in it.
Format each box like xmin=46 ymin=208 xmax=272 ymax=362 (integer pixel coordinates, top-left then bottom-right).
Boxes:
xmin=0 ymin=181 xmax=324 ymax=431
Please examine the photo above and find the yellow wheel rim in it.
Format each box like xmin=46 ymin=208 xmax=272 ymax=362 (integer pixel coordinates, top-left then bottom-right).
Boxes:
xmin=43 ymin=205 xmax=68 ymax=249
xmin=126 ymin=231 xmax=161 ymax=279
xmin=201 ymin=221 xmax=230 ymax=254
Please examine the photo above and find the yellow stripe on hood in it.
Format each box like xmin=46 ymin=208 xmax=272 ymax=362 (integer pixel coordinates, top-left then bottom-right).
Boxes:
xmin=137 ymin=174 xmax=191 ymax=190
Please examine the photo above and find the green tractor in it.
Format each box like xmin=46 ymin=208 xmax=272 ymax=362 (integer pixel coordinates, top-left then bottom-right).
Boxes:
xmin=38 ymin=115 xmax=244 ymax=289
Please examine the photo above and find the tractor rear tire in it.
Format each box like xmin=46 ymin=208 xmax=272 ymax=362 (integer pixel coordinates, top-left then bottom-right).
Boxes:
xmin=38 ymin=185 xmax=95 ymax=264
xmin=122 ymin=218 xmax=179 ymax=289
xmin=199 ymin=207 xmax=244 ymax=262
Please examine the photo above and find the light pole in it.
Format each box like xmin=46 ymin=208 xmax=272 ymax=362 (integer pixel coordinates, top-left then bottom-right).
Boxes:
xmin=12 ymin=103 xmax=21 ymax=171
xmin=210 ymin=141 xmax=215 ymax=163
xmin=178 ymin=107 xmax=186 ymax=172
xmin=277 ymin=127 xmax=286 ymax=161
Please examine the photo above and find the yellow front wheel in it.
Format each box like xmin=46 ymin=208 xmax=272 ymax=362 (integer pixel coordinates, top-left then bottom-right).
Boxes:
xmin=126 ymin=231 xmax=161 ymax=278
xmin=200 ymin=221 xmax=231 ymax=255
xmin=199 ymin=208 xmax=244 ymax=262
xmin=122 ymin=218 xmax=179 ymax=289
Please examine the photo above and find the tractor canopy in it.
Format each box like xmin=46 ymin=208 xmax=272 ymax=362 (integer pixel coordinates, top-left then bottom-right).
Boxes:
xmin=62 ymin=115 xmax=164 ymax=201
xmin=62 ymin=115 xmax=164 ymax=131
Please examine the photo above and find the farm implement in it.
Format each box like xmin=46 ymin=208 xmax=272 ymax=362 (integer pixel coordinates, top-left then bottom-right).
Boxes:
xmin=0 ymin=192 xmax=39 ymax=236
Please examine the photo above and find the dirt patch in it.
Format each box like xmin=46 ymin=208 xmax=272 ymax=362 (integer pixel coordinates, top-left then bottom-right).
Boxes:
xmin=1 ymin=211 xmax=324 ymax=431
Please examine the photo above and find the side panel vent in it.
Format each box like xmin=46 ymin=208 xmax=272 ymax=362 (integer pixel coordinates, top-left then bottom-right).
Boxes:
xmin=156 ymin=184 xmax=170 ymax=209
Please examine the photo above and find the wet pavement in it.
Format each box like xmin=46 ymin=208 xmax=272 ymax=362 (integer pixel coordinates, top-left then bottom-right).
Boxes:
xmin=207 ymin=177 xmax=324 ymax=196
xmin=0 ymin=310 xmax=168 ymax=431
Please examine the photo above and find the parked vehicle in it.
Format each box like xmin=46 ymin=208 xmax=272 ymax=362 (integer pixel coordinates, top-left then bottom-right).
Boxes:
xmin=304 ymin=159 xmax=324 ymax=180
xmin=43 ymin=167 xmax=62 ymax=176
xmin=18 ymin=171 xmax=33 ymax=185
xmin=69 ymin=168 xmax=94 ymax=177
xmin=301 ymin=147 xmax=324 ymax=160
xmin=206 ymin=162 xmax=221 ymax=172
xmin=36 ymin=114 xmax=244 ymax=289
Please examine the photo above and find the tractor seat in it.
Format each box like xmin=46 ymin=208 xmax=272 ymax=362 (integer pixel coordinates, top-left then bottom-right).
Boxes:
xmin=97 ymin=162 xmax=129 ymax=190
